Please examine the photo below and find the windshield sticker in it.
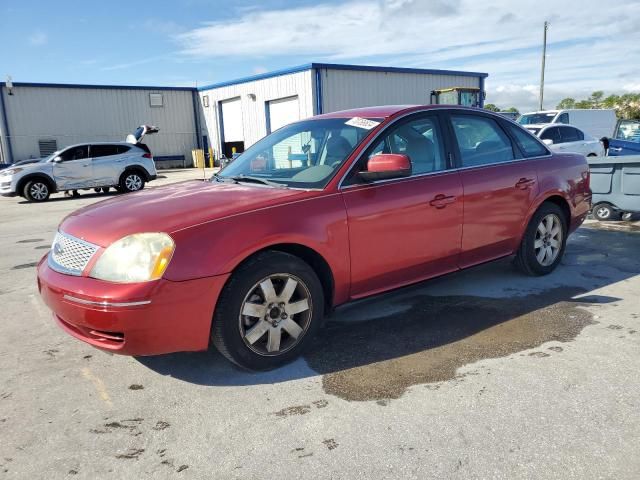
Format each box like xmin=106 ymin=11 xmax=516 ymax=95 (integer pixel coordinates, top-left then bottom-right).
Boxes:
xmin=345 ymin=117 xmax=381 ymax=130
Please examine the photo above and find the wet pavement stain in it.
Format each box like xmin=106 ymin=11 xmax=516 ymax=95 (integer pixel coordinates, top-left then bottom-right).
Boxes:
xmin=305 ymin=287 xmax=600 ymax=402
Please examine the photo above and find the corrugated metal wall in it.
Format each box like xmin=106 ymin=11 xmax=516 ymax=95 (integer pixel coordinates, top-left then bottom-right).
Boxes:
xmin=320 ymin=68 xmax=481 ymax=113
xmin=1 ymin=85 xmax=197 ymax=163
xmin=199 ymin=70 xmax=315 ymax=157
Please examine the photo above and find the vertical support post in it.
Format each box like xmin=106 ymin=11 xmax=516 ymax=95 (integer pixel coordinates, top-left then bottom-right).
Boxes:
xmin=539 ymin=21 xmax=549 ymax=111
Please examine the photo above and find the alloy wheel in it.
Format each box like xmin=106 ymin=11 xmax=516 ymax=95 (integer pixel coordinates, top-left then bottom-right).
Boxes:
xmin=239 ymin=274 xmax=312 ymax=356
xmin=534 ymin=213 xmax=563 ymax=266
xmin=125 ymin=174 xmax=143 ymax=191
xmin=30 ymin=182 xmax=49 ymax=200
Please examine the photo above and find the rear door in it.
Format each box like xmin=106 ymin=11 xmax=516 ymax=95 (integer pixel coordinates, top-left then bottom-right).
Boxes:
xmin=52 ymin=145 xmax=92 ymax=189
xmin=609 ymin=120 xmax=640 ymax=156
xmin=341 ymin=112 xmax=463 ymax=298
xmin=90 ymin=144 xmax=126 ymax=186
xmin=555 ymin=126 xmax=587 ymax=155
xmin=446 ymin=112 xmax=540 ymax=267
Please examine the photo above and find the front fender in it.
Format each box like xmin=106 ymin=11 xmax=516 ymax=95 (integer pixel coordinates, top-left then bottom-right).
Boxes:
xmin=163 ymin=193 xmax=351 ymax=305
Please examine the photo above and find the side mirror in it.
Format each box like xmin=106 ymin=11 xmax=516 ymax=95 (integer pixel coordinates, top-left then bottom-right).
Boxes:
xmin=542 ymin=139 xmax=554 ymax=146
xmin=358 ymin=154 xmax=412 ymax=182
xmin=53 ymin=156 xmax=62 ymax=163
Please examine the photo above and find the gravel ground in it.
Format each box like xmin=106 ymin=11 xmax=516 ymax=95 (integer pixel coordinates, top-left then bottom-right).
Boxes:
xmin=0 ymin=169 xmax=639 ymax=479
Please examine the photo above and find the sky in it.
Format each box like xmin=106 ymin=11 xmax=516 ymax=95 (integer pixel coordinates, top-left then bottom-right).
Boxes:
xmin=1 ymin=0 xmax=639 ymax=112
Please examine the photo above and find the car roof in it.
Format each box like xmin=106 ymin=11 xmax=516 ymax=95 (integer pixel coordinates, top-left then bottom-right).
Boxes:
xmin=313 ymin=104 xmax=489 ymax=120
xmin=63 ymin=141 xmax=135 ymax=148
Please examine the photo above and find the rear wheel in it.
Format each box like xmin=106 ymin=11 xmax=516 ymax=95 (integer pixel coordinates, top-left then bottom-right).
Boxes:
xmin=23 ymin=180 xmax=50 ymax=202
xmin=211 ymin=251 xmax=324 ymax=370
xmin=119 ymin=171 xmax=145 ymax=193
xmin=514 ymin=203 xmax=567 ymax=276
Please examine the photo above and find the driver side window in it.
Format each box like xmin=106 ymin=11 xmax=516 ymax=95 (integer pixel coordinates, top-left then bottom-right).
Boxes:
xmin=59 ymin=145 xmax=89 ymax=162
xmin=366 ymin=116 xmax=446 ymax=175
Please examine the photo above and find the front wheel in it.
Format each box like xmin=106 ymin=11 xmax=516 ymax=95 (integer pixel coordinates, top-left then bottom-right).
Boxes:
xmin=514 ymin=203 xmax=567 ymax=276
xmin=592 ymin=203 xmax=617 ymax=221
xmin=119 ymin=171 xmax=145 ymax=193
xmin=23 ymin=180 xmax=50 ymax=202
xmin=211 ymin=251 xmax=324 ymax=370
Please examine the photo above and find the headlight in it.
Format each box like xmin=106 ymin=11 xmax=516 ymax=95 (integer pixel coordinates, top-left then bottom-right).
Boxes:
xmin=1 ymin=167 xmax=23 ymax=176
xmin=90 ymin=233 xmax=175 ymax=283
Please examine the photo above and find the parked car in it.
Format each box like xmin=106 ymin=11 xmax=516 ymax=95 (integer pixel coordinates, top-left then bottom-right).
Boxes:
xmin=37 ymin=106 xmax=591 ymax=370
xmin=497 ymin=111 xmax=520 ymax=121
xmin=523 ymin=124 xmax=604 ymax=157
xmin=602 ymin=119 xmax=640 ymax=156
xmin=0 ymin=125 xmax=159 ymax=202
xmin=518 ymin=109 xmax=617 ymax=140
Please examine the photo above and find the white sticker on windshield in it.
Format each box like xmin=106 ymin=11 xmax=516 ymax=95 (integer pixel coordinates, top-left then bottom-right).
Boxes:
xmin=345 ymin=117 xmax=381 ymax=130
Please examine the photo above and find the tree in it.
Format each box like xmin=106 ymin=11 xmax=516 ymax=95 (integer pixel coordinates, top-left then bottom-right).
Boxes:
xmin=484 ymin=103 xmax=500 ymax=112
xmin=556 ymin=98 xmax=576 ymax=109
xmin=588 ymin=91 xmax=605 ymax=108
xmin=506 ymin=107 xmax=520 ymax=114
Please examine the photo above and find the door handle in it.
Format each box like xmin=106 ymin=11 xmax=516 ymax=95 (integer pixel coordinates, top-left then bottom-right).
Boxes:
xmin=515 ymin=178 xmax=536 ymax=190
xmin=429 ymin=194 xmax=457 ymax=209
xmin=609 ymin=147 xmax=622 ymax=152
xmin=82 ymin=164 xmax=90 ymax=167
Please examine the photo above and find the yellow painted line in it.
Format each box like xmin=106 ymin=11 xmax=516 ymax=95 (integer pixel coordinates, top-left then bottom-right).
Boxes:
xmin=81 ymin=367 xmax=113 ymax=408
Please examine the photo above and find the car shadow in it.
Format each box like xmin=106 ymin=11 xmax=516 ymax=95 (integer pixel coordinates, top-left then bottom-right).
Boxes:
xmin=17 ymin=191 xmax=121 ymax=204
xmin=136 ymin=226 xmax=639 ymax=394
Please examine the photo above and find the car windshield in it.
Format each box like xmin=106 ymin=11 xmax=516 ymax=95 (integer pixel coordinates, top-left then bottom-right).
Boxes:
xmin=518 ymin=113 xmax=557 ymax=125
xmin=215 ymin=117 xmax=380 ymax=189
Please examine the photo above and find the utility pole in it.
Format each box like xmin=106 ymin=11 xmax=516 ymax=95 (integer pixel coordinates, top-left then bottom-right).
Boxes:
xmin=539 ymin=21 xmax=549 ymax=110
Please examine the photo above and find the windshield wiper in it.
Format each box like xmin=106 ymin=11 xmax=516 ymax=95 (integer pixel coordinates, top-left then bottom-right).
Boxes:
xmin=226 ymin=175 xmax=287 ymax=188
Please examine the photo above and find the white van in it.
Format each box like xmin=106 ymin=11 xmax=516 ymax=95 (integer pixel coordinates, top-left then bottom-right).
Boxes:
xmin=518 ymin=109 xmax=617 ymax=139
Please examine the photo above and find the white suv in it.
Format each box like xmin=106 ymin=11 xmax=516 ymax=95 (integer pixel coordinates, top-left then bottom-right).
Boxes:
xmin=0 ymin=125 xmax=159 ymax=202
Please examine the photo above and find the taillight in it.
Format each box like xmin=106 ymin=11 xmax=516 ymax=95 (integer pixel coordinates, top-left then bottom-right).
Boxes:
xmin=143 ymin=153 xmax=152 ymax=159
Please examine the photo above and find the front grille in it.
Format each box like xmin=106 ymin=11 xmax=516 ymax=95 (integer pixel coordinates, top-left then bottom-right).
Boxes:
xmin=48 ymin=231 xmax=99 ymax=276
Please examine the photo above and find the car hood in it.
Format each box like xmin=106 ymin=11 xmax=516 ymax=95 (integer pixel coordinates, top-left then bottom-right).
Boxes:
xmin=60 ymin=180 xmax=317 ymax=247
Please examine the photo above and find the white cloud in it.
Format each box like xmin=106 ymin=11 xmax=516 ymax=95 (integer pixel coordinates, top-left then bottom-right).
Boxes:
xmin=175 ymin=0 xmax=640 ymax=111
xmin=28 ymin=31 xmax=47 ymax=46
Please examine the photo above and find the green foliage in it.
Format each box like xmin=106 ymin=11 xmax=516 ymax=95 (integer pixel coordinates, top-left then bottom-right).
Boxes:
xmin=557 ymin=91 xmax=640 ymax=119
xmin=506 ymin=107 xmax=520 ymax=114
xmin=484 ymin=103 xmax=500 ymax=112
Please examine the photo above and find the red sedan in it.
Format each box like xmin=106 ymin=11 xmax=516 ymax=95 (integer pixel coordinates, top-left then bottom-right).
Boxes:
xmin=37 ymin=106 xmax=591 ymax=370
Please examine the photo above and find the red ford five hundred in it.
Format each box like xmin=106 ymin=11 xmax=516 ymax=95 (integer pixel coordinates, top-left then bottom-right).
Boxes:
xmin=37 ymin=106 xmax=591 ymax=370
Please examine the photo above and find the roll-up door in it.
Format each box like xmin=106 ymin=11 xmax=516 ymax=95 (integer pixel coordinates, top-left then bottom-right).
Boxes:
xmin=268 ymin=96 xmax=300 ymax=133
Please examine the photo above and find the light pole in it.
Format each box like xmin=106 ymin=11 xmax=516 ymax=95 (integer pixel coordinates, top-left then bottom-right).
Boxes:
xmin=539 ymin=21 xmax=549 ymax=111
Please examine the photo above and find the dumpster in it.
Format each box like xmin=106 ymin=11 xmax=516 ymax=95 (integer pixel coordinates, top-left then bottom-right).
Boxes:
xmin=588 ymin=155 xmax=640 ymax=220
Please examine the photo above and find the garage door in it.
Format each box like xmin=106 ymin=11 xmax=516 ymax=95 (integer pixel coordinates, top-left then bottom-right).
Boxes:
xmin=268 ymin=96 xmax=300 ymax=133
xmin=221 ymin=98 xmax=244 ymax=142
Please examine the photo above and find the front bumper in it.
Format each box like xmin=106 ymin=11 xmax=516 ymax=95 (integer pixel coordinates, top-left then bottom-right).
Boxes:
xmin=0 ymin=179 xmax=16 ymax=196
xmin=37 ymin=256 xmax=230 ymax=356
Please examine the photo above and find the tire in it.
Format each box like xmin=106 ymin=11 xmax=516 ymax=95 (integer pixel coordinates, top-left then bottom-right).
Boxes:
xmin=592 ymin=203 xmax=617 ymax=221
xmin=119 ymin=171 xmax=145 ymax=193
xmin=211 ymin=251 xmax=324 ymax=370
xmin=23 ymin=179 xmax=50 ymax=202
xmin=514 ymin=202 xmax=567 ymax=276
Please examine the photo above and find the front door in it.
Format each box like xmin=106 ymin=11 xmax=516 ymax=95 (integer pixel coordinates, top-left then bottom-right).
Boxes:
xmin=341 ymin=113 xmax=463 ymax=298
xmin=53 ymin=145 xmax=92 ymax=189
xmin=446 ymin=112 xmax=539 ymax=267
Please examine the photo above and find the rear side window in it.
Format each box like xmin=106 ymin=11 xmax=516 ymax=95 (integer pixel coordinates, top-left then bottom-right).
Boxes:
xmin=91 ymin=145 xmax=120 ymax=158
xmin=541 ymin=127 xmax=562 ymax=144
xmin=117 ymin=145 xmax=131 ymax=154
xmin=450 ymin=115 xmax=515 ymax=167
xmin=505 ymin=124 xmax=549 ymax=158
xmin=557 ymin=113 xmax=570 ymax=124
xmin=559 ymin=126 xmax=582 ymax=142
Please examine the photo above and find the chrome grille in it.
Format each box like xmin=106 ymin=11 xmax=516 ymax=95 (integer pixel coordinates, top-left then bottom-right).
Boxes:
xmin=48 ymin=231 xmax=99 ymax=276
